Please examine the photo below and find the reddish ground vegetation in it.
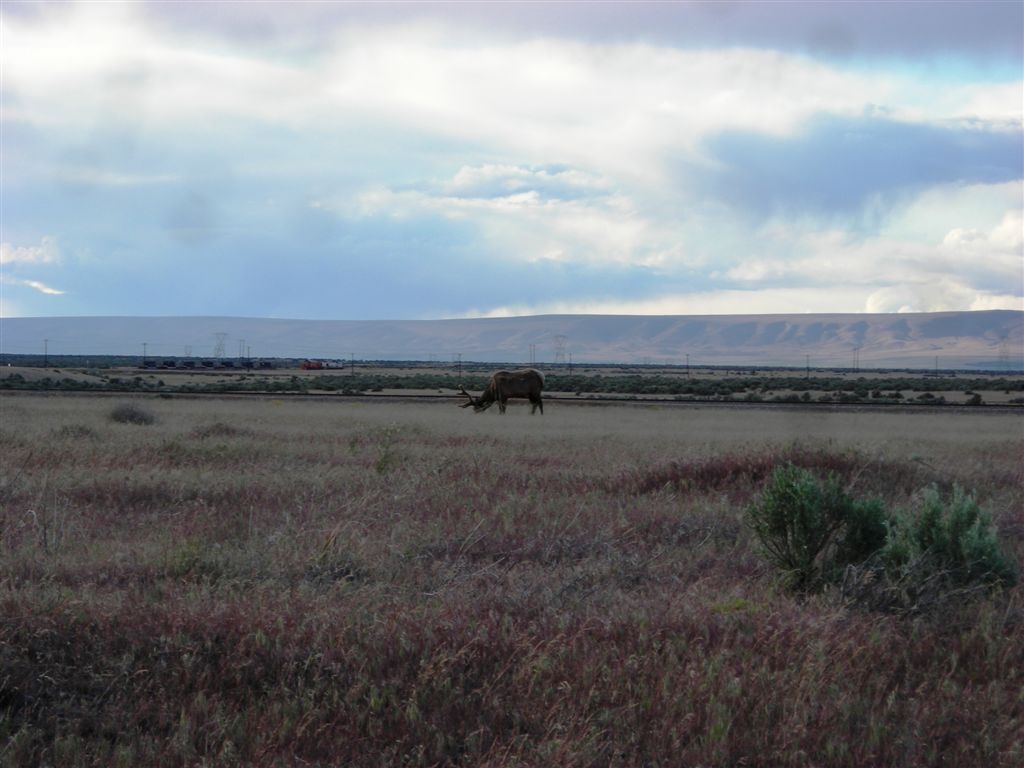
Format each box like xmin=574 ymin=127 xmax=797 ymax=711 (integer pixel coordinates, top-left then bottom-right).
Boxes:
xmin=1 ymin=394 xmax=1022 ymax=766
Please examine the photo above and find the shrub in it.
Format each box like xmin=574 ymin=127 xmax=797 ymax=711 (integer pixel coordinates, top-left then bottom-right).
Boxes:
xmin=109 ymin=402 xmax=156 ymax=425
xmin=882 ymin=485 xmax=1016 ymax=588
xmin=833 ymin=496 xmax=888 ymax=568
xmin=751 ymin=468 xmax=1017 ymax=611
xmin=745 ymin=464 xmax=887 ymax=591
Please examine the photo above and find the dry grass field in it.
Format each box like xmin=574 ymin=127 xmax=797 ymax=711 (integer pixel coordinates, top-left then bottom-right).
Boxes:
xmin=2 ymin=392 xmax=1023 ymax=766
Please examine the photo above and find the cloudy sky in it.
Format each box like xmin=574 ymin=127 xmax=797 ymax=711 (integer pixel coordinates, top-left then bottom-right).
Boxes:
xmin=3 ymin=0 xmax=1022 ymax=320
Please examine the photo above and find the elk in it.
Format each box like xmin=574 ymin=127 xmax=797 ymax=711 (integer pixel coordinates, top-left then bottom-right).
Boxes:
xmin=458 ymin=369 xmax=545 ymax=414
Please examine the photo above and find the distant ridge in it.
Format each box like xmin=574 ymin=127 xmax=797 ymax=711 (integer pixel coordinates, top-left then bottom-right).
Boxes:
xmin=2 ymin=311 xmax=1022 ymax=369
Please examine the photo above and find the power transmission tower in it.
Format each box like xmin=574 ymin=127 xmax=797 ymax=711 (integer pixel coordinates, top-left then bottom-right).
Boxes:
xmin=553 ymin=335 xmax=567 ymax=366
xmin=213 ymin=332 xmax=227 ymax=359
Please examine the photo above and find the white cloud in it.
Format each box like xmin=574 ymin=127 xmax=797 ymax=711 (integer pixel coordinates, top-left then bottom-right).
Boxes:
xmin=938 ymin=82 xmax=1024 ymax=127
xmin=341 ymin=166 xmax=1024 ymax=317
xmin=865 ymin=280 xmax=1022 ymax=314
xmin=0 ymin=274 xmax=66 ymax=296
xmin=317 ymin=31 xmax=898 ymax=181
xmin=8 ymin=5 xmax=1015 ymax=176
xmin=53 ymin=168 xmax=179 ymax=187
xmin=0 ymin=237 xmax=60 ymax=265
xmin=21 ymin=279 xmax=66 ymax=296
xmin=471 ymin=286 xmax=878 ymax=318
xmin=892 ymin=181 xmax=1022 ymax=238
xmin=937 ymin=211 xmax=1022 ymax=281
xmin=3 ymin=3 xmax=1020 ymax=321
xmin=446 ymin=164 xmax=610 ymax=197
xmin=4 ymin=3 xmax=314 ymax=132
xmin=347 ymin=165 xmax=699 ymax=269
xmin=476 ymin=278 xmax=1023 ymax=318
xmin=714 ymin=181 xmax=1023 ymax=312
xmin=0 ymin=238 xmax=67 ymax=302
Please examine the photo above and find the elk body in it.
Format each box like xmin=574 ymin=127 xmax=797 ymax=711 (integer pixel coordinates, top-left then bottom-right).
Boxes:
xmin=458 ymin=369 xmax=545 ymax=414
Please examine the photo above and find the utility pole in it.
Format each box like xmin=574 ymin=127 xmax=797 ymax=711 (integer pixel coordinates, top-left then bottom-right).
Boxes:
xmin=142 ymin=342 xmax=148 ymax=365
xmin=686 ymin=353 xmax=690 ymax=378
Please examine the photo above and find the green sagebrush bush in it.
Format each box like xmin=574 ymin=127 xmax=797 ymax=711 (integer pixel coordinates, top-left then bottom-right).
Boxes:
xmin=882 ymin=485 xmax=1016 ymax=588
xmin=745 ymin=464 xmax=887 ymax=592
xmin=748 ymin=465 xmax=1016 ymax=607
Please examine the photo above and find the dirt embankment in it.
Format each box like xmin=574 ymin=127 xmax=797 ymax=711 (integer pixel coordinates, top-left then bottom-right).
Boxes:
xmin=2 ymin=366 xmax=109 ymax=384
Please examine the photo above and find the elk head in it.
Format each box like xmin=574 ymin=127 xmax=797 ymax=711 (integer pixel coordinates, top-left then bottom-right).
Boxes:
xmin=458 ymin=385 xmax=490 ymax=412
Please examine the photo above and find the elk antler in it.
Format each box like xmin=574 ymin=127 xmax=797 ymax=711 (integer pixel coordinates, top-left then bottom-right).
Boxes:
xmin=457 ymin=385 xmax=476 ymax=408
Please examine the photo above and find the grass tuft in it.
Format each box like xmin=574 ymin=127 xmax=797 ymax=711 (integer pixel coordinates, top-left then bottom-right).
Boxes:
xmin=188 ymin=421 xmax=253 ymax=439
xmin=51 ymin=424 xmax=100 ymax=441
